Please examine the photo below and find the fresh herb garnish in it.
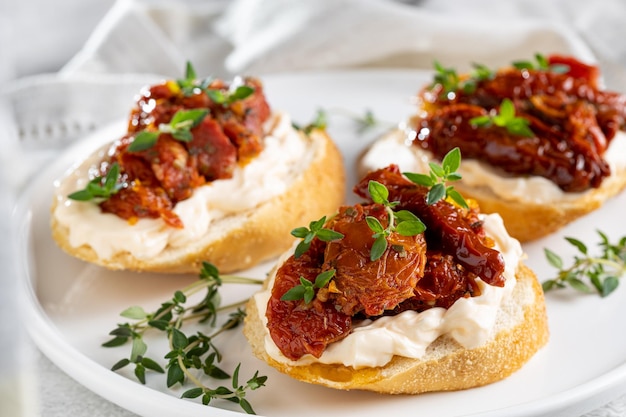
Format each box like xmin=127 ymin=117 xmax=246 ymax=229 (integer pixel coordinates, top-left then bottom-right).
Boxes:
xmin=431 ymin=61 xmax=495 ymax=97
xmin=469 ymin=98 xmax=534 ymax=138
xmin=366 ymin=180 xmax=426 ymax=261
xmin=281 ymin=269 xmax=337 ymax=303
xmin=177 ymin=62 xmax=212 ymax=96
xmin=290 ymin=215 xmax=344 ymax=258
xmin=403 ymin=147 xmax=468 ymax=208
xmin=512 ymin=53 xmax=570 ymax=74
xmin=103 ymin=262 xmax=267 ymax=414
xmin=542 ymin=231 xmax=626 ymax=297
xmin=206 ymin=84 xmax=255 ymax=106
xmin=68 ymin=162 xmax=123 ymax=201
xmin=128 ymin=109 xmax=209 ymax=152
xmin=176 ymin=61 xmax=255 ymax=104
xmin=431 ymin=61 xmax=462 ymax=98
xmin=292 ymin=109 xmax=328 ymax=134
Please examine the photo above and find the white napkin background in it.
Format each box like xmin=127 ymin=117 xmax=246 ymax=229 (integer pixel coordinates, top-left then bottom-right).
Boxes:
xmin=3 ymin=0 xmax=626 ymax=416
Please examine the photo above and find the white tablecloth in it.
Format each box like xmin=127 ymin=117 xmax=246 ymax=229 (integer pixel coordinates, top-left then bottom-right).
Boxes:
xmin=3 ymin=1 xmax=626 ymax=416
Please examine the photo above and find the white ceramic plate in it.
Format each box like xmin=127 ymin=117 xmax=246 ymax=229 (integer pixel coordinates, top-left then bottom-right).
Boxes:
xmin=15 ymin=70 xmax=626 ymax=417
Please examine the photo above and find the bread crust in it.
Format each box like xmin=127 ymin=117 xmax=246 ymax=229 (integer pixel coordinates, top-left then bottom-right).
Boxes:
xmin=452 ymin=168 xmax=626 ymax=242
xmin=244 ymin=263 xmax=548 ymax=394
xmin=50 ymin=129 xmax=345 ymax=274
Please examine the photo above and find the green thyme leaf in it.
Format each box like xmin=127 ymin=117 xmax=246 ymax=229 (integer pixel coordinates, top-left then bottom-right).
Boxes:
xmin=365 ymin=216 xmax=385 ymax=234
xmin=206 ymin=89 xmax=226 ymax=104
xmin=543 ymin=231 xmax=626 ymax=297
xmin=229 ymin=85 xmax=255 ymax=102
xmin=370 ymin=235 xmax=388 ymax=261
xmin=207 ymin=85 xmax=255 ymax=106
xmin=128 ymin=109 xmax=208 ymax=152
xmin=67 ymin=162 xmax=123 ymax=202
xmin=128 ymin=131 xmax=160 ymax=152
xmin=120 ymin=306 xmax=148 ymax=320
xmin=565 ymin=237 xmax=588 ymax=255
xmin=395 ymin=219 xmax=426 ymax=237
xmin=368 ymin=180 xmax=389 ymax=205
xmin=182 ymin=387 xmax=204 ymax=399
xmin=167 ymin=363 xmax=185 ymax=388
xmin=512 ymin=53 xmax=570 ymax=74
xmin=603 ymin=276 xmax=619 ymax=296
xmin=130 ymin=337 xmax=147 ymax=362
xmin=141 ymin=357 xmax=165 ymax=373
xmin=441 ymin=147 xmax=461 ymax=172
xmin=469 ymin=98 xmax=534 ymax=138
xmin=427 ymin=183 xmax=446 ymax=205
xmin=176 ymin=61 xmax=213 ymax=97
xmin=431 ymin=61 xmax=461 ymax=97
xmin=280 ymin=282 xmax=307 ymax=301
xmin=446 ymin=188 xmax=467 ymax=208
xmin=403 ymin=172 xmax=435 ymax=187
xmin=281 ymin=271 xmax=336 ymax=304
xmin=315 ymin=269 xmax=336 ymax=288
xmin=111 ymin=358 xmax=131 ymax=372
xmin=291 ymin=216 xmax=344 ymax=258
xmin=404 ymin=148 xmax=468 ymax=208
xmin=544 ymin=248 xmax=563 ymax=269
xmin=102 ymin=336 xmax=129 ymax=348
xmin=293 ymin=109 xmax=328 ymax=134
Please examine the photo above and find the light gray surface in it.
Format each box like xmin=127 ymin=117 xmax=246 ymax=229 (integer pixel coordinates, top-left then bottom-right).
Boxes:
xmin=3 ymin=1 xmax=626 ymax=416
xmin=37 ymin=351 xmax=137 ymax=417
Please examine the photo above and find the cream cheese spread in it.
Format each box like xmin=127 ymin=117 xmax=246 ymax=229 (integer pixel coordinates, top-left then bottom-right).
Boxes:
xmin=53 ymin=112 xmax=308 ymax=260
xmin=359 ymin=126 xmax=626 ymax=204
xmin=254 ymin=212 xmax=522 ymax=369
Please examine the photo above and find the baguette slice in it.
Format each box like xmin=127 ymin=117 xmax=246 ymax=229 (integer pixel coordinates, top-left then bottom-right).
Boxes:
xmin=451 ymin=168 xmax=626 ymax=242
xmin=244 ymin=262 xmax=548 ymax=394
xmin=50 ymin=128 xmax=345 ymax=274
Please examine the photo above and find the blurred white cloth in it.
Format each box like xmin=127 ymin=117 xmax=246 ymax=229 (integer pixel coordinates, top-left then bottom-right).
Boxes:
xmin=3 ymin=0 xmax=626 ymax=416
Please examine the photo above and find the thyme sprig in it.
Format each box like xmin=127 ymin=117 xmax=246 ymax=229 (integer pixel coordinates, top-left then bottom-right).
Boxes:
xmin=469 ymin=98 xmax=534 ymax=138
xmin=291 ymin=215 xmax=344 ymax=259
xmin=128 ymin=109 xmax=209 ymax=152
xmin=177 ymin=61 xmax=212 ymax=97
xmin=292 ymin=109 xmax=328 ymax=134
xmin=68 ymin=162 xmax=123 ymax=201
xmin=366 ymin=180 xmax=426 ymax=261
xmin=542 ymin=231 xmax=626 ymax=297
xmin=431 ymin=61 xmax=494 ymax=97
xmin=103 ymin=262 xmax=267 ymax=414
xmin=403 ymin=147 xmax=468 ymax=208
xmin=176 ymin=62 xmax=255 ymax=104
xmin=281 ymin=269 xmax=337 ymax=303
xmin=206 ymin=84 xmax=255 ymax=107
xmin=512 ymin=53 xmax=570 ymax=74
xmin=293 ymin=108 xmax=390 ymax=135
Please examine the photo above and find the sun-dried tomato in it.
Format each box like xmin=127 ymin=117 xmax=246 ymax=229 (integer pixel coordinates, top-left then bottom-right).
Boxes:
xmin=323 ymin=204 xmax=427 ymax=317
xmin=266 ymin=239 xmax=352 ymax=360
xmin=415 ymin=55 xmax=625 ymax=192
xmin=98 ymin=76 xmax=271 ymax=227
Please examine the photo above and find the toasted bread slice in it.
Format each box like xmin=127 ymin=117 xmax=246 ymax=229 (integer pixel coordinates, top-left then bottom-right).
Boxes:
xmin=51 ymin=128 xmax=345 ymax=273
xmin=244 ymin=262 xmax=548 ymax=393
